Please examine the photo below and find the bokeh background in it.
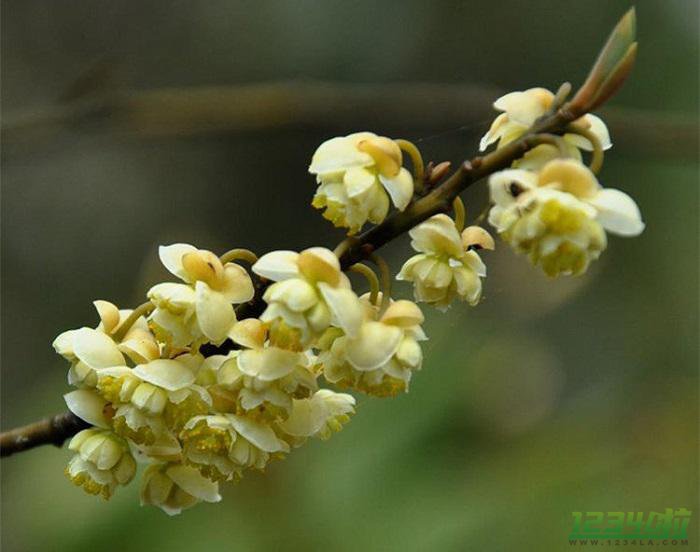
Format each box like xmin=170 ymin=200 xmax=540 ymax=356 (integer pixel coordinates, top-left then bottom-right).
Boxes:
xmin=2 ymin=1 xmax=697 ymax=551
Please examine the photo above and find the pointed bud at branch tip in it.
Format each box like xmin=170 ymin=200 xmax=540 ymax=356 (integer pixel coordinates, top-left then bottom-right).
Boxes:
xmin=571 ymin=8 xmax=637 ymax=113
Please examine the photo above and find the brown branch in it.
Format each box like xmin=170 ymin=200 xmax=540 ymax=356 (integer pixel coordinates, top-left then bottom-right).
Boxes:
xmin=0 ymin=412 xmax=90 ymax=457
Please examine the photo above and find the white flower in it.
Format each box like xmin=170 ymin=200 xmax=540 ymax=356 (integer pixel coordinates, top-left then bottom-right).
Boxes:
xmin=309 ymin=132 xmax=414 ymax=234
xmin=65 ymin=428 xmax=136 ymax=499
xmin=180 ymin=414 xmax=289 ymax=482
xmin=278 ymin=389 xmax=355 ymax=445
xmin=320 ymin=298 xmax=427 ymax=397
xmin=220 ymin=319 xmax=318 ymax=420
xmin=148 ymin=244 xmax=254 ymax=348
xmin=53 ymin=301 xmax=159 ymax=388
xmin=253 ymin=247 xmax=363 ymax=347
xmin=479 ymin=88 xmax=612 ymax=170
xmin=95 ymin=356 xmax=211 ymax=447
xmin=200 ymin=319 xmax=318 ymax=420
xmin=488 ymin=158 xmax=644 ymax=276
xmin=140 ymin=462 xmax=221 ymax=516
xmin=397 ymin=214 xmax=492 ymax=310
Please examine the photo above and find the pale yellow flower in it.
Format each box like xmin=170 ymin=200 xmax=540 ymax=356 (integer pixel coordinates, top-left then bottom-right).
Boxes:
xmin=397 ymin=214 xmax=492 ymax=310
xmin=479 ymin=88 xmax=612 ymax=170
xmin=65 ymin=428 xmax=136 ymax=499
xmin=278 ymin=389 xmax=355 ymax=445
xmin=309 ymin=132 xmax=414 ymax=234
xmin=489 ymin=159 xmax=645 ymax=276
xmin=180 ymin=413 xmax=289 ymax=482
xmin=148 ymin=244 xmax=254 ymax=348
xmin=252 ymin=247 xmax=363 ymax=347
xmin=140 ymin=462 xmax=221 ymax=516
xmin=199 ymin=319 xmax=318 ymax=420
xmin=217 ymin=319 xmax=318 ymax=420
xmin=95 ymin=355 xmax=211 ymax=451
xmin=320 ymin=298 xmax=427 ymax=397
xmin=53 ymin=300 xmax=159 ymax=388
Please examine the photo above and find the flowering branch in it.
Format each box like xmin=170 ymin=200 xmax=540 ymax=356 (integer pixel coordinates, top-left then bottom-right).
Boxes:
xmin=0 ymin=84 xmax=587 ymax=457
xmin=0 ymin=9 xmax=645 ymax=516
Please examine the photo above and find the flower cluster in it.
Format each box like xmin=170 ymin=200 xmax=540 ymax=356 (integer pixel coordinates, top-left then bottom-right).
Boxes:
xmin=397 ymin=215 xmax=493 ymax=310
xmin=55 ymin=243 xmax=424 ymax=515
xmin=309 ymin=132 xmax=414 ymax=234
xmin=481 ymin=88 xmax=644 ymax=276
xmin=54 ymin=83 xmax=644 ymax=513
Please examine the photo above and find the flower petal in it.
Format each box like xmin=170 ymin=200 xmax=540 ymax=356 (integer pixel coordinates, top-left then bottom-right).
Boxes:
xmin=263 ymin=279 xmax=318 ymax=312
xmin=344 ymin=166 xmax=377 ymax=198
xmin=167 ymin=464 xmax=222 ymax=503
xmin=479 ymin=113 xmax=508 ymax=151
xmin=119 ymin=338 xmax=160 ymax=364
xmin=195 ymin=282 xmax=236 ymax=343
xmin=159 ymin=244 xmax=198 ymax=281
xmin=237 ymin=348 xmax=299 ymax=381
xmin=298 ymin=247 xmax=342 ymax=286
xmin=408 ymin=214 xmax=462 ymax=256
xmin=488 ymin=169 xmax=538 ymax=207
xmin=252 ymin=251 xmax=300 ymax=282
xmin=345 ymin=321 xmax=402 ymax=370
xmin=133 ymin=359 xmax=196 ymax=391
xmin=229 ymin=319 xmax=266 ymax=349
xmin=308 ymin=134 xmax=375 ymax=175
xmin=565 ymin=114 xmax=612 ymax=151
xmin=93 ymin=300 xmax=121 ymax=335
xmin=494 ymin=88 xmax=553 ymax=125
xmin=229 ymin=415 xmax=288 ymax=453
xmin=277 ymin=396 xmax=324 ymax=437
xmin=317 ymin=283 xmax=363 ymax=338
xmin=379 ymin=167 xmax=414 ymax=211
xmin=73 ymin=328 xmax=125 ymax=369
xmin=53 ymin=329 xmax=78 ymax=359
xmin=538 ymin=159 xmax=600 ymax=199
xmin=64 ymin=389 xmax=109 ymax=428
xmin=220 ymin=264 xmax=254 ymax=303
xmin=588 ymin=188 xmax=645 ymax=236
xmin=381 ymin=300 xmax=424 ymax=328
xmin=147 ymin=283 xmax=196 ymax=313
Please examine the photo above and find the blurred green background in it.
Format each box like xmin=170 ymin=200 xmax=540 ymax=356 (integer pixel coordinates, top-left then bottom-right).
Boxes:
xmin=1 ymin=1 xmax=697 ymax=551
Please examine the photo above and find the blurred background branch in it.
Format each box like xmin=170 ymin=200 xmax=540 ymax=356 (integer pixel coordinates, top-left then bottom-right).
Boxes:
xmin=3 ymin=79 xmax=697 ymax=158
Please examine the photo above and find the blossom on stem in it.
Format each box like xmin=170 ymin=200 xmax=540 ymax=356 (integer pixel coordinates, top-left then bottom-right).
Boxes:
xmin=65 ymin=428 xmax=136 ymax=499
xmin=53 ymin=300 xmax=159 ymax=388
xmin=479 ymin=87 xmax=611 ymax=170
xmin=148 ymin=244 xmax=254 ymax=348
xmin=95 ymin=355 xmax=211 ymax=452
xmin=180 ymin=413 xmax=289 ymax=482
xmin=397 ymin=214 xmax=492 ymax=310
xmin=140 ymin=462 xmax=221 ymax=516
xmin=252 ymin=247 xmax=363 ymax=347
xmin=319 ymin=297 xmax=427 ymax=397
xmin=309 ymin=132 xmax=414 ymax=234
xmin=488 ymin=158 xmax=644 ymax=277
xmin=278 ymin=389 xmax=355 ymax=446
xmin=217 ymin=319 xmax=318 ymax=421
